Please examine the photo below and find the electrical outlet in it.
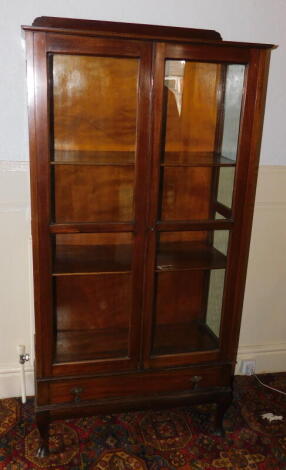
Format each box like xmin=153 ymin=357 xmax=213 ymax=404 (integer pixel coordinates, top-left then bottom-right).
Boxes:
xmin=240 ymin=359 xmax=256 ymax=375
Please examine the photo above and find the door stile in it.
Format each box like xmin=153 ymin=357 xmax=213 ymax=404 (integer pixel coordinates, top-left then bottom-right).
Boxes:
xmin=140 ymin=43 xmax=166 ymax=368
xmin=30 ymin=32 xmax=54 ymax=378
xmin=127 ymin=41 xmax=153 ymax=367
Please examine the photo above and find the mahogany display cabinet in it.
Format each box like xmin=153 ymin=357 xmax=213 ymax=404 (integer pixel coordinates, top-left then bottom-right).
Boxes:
xmin=22 ymin=16 xmax=274 ymax=456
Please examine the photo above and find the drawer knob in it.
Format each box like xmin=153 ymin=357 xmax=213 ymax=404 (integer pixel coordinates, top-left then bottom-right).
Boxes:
xmin=190 ymin=375 xmax=202 ymax=389
xmin=70 ymin=386 xmax=83 ymax=402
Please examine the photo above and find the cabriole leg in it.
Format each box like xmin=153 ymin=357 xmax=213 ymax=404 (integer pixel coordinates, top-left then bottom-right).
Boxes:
xmin=36 ymin=411 xmax=50 ymax=457
xmin=214 ymin=391 xmax=233 ymax=437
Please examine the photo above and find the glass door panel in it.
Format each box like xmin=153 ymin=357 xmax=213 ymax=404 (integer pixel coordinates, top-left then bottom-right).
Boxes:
xmin=160 ymin=60 xmax=245 ymax=221
xmin=217 ymin=167 xmax=235 ymax=209
xmin=152 ymin=230 xmax=229 ymax=356
xmin=52 ymin=232 xmax=133 ymax=363
xmin=51 ymin=54 xmax=139 ymax=223
xmin=48 ymin=48 xmax=144 ymax=368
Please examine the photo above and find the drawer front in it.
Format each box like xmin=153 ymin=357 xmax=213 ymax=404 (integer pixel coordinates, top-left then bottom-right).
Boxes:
xmin=48 ymin=365 xmax=230 ymax=405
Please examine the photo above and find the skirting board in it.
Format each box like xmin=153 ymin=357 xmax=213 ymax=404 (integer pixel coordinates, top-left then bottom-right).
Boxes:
xmin=1 ymin=343 xmax=286 ymax=398
xmin=235 ymin=343 xmax=286 ymax=375
xmin=0 ymin=367 xmax=34 ymax=399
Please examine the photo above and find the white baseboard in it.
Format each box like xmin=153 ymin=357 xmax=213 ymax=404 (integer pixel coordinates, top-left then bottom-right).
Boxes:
xmin=1 ymin=343 xmax=286 ymax=399
xmin=0 ymin=366 xmax=34 ymax=399
xmin=236 ymin=343 xmax=286 ymax=375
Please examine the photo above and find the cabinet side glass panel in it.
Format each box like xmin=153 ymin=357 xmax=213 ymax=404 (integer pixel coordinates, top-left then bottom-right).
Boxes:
xmin=206 ymin=270 xmax=225 ymax=337
xmin=52 ymin=233 xmax=133 ymax=363
xmin=151 ymin=230 xmax=229 ymax=356
xmin=160 ymin=60 xmax=245 ymax=221
xmin=50 ymin=54 xmax=139 ymax=223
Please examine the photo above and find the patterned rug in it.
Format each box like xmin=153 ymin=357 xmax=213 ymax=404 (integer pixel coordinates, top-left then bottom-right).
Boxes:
xmin=0 ymin=374 xmax=286 ymax=469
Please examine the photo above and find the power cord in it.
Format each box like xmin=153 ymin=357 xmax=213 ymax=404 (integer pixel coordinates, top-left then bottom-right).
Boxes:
xmin=254 ymin=374 xmax=286 ymax=396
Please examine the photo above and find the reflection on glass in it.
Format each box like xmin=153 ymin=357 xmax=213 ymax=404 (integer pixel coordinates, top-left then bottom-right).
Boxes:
xmin=152 ymin=230 xmax=229 ymax=356
xmin=163 ymin=60 xmax=220 ymax=157
xmin=160 ymin=60 xmax=245 ymax=220
xmin=165 ymin=60 xmax=186 ymax=115
xmin=221 ymin=65 xmax=245 ymax=161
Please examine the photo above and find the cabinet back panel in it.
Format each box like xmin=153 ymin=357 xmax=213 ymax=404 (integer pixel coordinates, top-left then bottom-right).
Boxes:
xmin=55 ymin=274 xmax=132 ymax=331
xmin=155 ymin=270 xmax=205 ymax=325
xmin=158 ymin=231 xmax=208 ymax=243
xmin=52 ymin=55 xmax=138 ymax=152
xmin=53 ymin=165 xmax=134 ymax=222
xmin=160 ymin=167 xmax=212 ymax=220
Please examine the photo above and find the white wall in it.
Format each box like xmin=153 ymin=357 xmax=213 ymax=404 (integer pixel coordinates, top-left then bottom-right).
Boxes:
xmin=1 ymin=0 xmax=286 ymax=165
xmin=1 ymin=0 xmax=286 ymax=397
xmin=236 ymin=167 xmax=286 ymax=374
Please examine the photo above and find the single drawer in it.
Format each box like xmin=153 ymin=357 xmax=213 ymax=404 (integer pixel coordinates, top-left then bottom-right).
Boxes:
xmin=48 ymin=365 xmax=230 ymax=405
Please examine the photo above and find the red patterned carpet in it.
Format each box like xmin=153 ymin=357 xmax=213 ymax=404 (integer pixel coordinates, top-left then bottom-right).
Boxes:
xmin=0 ymin=374 xmax=286 ymax=469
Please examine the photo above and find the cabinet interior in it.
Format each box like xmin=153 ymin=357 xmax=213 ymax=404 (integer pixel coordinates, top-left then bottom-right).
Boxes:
xmin=47 ymin=54 xmax=243 ymax=364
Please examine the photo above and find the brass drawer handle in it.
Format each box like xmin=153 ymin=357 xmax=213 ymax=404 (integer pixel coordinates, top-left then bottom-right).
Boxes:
xmin=70 ymin=386 xmax=83 ymax=402
xmin=190 ymin=375 xmax=202 ymax=390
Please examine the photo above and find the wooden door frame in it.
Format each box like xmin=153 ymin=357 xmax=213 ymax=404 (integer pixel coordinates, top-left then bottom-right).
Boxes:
xmin=142 ymin=41 xmax=271 ymax=370
xmin=26 ymin=30 xmax=153 ymax=378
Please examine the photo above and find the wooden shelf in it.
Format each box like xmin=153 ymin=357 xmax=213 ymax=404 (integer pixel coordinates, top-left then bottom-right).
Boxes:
xmin=162 ymin=151 xmax=236 ymax=167
xmin=51 ymin=150 xmax=235 ymax=167
xmin=152 ymin=322 xmax=219 ymax=356
xmin=54 ymin=242 xmax=226 ymax=274
xmin=49 ymin=222 xmax=134 ymax=234
xmin=54 ymin=244 xmax=132 ymax=275
xmin=157 ymin=242 xmax=226 ymax=271
xmin=55 ymin=322 xmax=218 ymax=363
xmin=53 ymin=242 xmax=226 ymax=276
xmin=52 ymin=150 xmax=135 ymax=166
xmin=55 ymin=328 xmax=129 ymax=363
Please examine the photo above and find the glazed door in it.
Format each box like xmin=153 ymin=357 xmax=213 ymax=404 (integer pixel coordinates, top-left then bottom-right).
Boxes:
xmin=143 ymin=42 xmax=262 ymax=368
xmin=32 ymin=33 xmax=151 ymax=377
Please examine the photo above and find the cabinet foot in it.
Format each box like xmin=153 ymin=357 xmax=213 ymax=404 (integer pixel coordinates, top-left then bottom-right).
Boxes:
xmin=36 ymin=444 xmax=49 ymax=458
xmin=36 ymin=411 xmax=50 ymax=457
